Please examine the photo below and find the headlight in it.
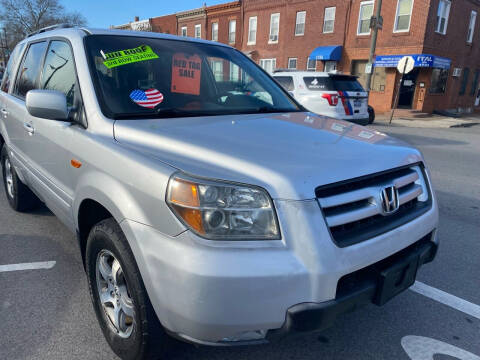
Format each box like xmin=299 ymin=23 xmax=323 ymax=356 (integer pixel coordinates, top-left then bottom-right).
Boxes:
xmin=166 ymin=173 xmax=280 ymax=240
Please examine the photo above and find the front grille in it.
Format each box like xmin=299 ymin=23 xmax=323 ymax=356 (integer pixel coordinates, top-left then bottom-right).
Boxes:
xmin=316 ymin=164 xmax=432 ymax=247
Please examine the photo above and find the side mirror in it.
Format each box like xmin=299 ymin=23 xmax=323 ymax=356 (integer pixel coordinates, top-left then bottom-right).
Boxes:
xmin=26 ymin=90 xmax=69 ymax=121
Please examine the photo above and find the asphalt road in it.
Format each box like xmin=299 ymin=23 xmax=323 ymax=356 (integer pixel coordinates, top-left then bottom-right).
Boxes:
xmin=1 ymin=124 xmax=479 ymax=360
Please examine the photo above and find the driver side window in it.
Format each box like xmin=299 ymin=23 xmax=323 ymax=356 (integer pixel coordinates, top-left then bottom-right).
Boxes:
xmin=40 ymin=41 xmax=78 ymax=108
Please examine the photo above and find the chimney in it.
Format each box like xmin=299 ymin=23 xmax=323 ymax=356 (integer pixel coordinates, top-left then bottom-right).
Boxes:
xmin=134 ymin=16 xmax=139 ymax=22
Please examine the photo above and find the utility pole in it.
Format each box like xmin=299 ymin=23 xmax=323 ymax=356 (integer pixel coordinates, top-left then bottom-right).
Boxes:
xmin=365 ymin=0 xmax=383 ymax=93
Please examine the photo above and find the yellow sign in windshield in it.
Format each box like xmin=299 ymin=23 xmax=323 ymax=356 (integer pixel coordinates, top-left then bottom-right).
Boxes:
xmin=102 ymin=45 xmax=159 ymax=69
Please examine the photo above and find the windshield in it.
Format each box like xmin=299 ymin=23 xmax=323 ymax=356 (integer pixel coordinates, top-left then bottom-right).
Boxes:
xmin=85 ymin=35 xmax=300 ymax=119
xmin=303 ymin=75 xmax=365 ymax=92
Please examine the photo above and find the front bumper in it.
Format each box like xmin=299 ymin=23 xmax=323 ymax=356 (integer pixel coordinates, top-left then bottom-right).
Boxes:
xmin=267 ymin=234 xmax=437 ymax=340
xmin=119 ymin=195 xmax=438 ymax=346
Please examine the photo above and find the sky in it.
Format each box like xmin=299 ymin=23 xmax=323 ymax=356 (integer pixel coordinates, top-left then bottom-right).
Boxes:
xmin=61 ymin=0 xmax=227 ymax=28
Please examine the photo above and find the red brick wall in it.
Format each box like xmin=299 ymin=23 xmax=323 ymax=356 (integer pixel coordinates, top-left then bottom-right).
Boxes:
xmin=242 ymin=0 xmax=350 ymax=70
xmin=422 ymin=0 xmax=480 ymax=112
xmin=150 ymin=14 xmax=177 ymax=34
xmin=206 ymin=2 xmax=243 ymax=49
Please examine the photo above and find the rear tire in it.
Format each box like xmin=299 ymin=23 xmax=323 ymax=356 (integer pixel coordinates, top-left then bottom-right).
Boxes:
xmin=1 ymin=145 xmax=39 ymax=212
xmin=368 ymin=105 xmax=375 ymax=124
xmin=86 ymin=218 xmax=172 ymax=360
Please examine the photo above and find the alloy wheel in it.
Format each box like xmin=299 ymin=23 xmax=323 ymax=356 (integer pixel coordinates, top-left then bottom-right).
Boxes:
xmin=96 ymin=250 xmax=135 ymax=338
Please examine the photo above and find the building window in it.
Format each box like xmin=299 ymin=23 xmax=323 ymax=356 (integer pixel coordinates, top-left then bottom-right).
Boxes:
xmin=430 ymin=68 xmax=448 ymax=94
xmin=467 ymin=11 xmax=477 ymax=43
xmin=210 ymin=60 xmax=223 ymax=81
xmin=288 ymin=58 xmax=297 ymax=69
xmin=211 ymin=22 xmax=218 ymax=41
xmin=260 ymin=58 xmax=276 ymax=73
xmin=323 ymin=7 xmax=336 ymax=33
xmin=195 ymin=24 xmax=201 ymax=38
xmin=394 ymin=0 xmax=413 ymax=32
xmin=181 ymin=26 xmax=187 ymax=37
xmin=295 ymin=11 xmax=306 ymax=36
xmin=269 ymin=13 xmax=280 ymax=43
xmin=307 ymin=58 xmax=316 ymax=71
xmin=460 ymin=68 xmax=470 ymax=95
xmin=358 ymin=1 xmax=374 ymax=35
xmin=436 ymin=0 xmax=451 ymax=34
xmin=230 ymin=62 xmax=240 ymax=81
xmin=470 ymin=70 xmax=480 ymax=96
xmin=248 ymin=16 xmax=257 ymax=44
xmin=229 ymin=20 xmax=236 ymax=44
xmin=324 ymin=61 xmax=337 ymax=72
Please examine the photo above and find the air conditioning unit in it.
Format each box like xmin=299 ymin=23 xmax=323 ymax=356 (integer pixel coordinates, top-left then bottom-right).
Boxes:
xmin=269 ymin=34 xmax=278 ymax=42
xmin=452 ymin=68 xmax=462 ymax=77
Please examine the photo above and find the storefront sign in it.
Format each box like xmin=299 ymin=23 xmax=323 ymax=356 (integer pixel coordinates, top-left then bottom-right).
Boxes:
xmin=374 ymin=54 xmax=451 ymax=70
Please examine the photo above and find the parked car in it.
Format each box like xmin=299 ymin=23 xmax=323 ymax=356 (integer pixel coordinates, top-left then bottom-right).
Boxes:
xmin=273 ymin=70 xmax=370 ymax=125
xmin=0 ymin=26 xmax=438 ymax=360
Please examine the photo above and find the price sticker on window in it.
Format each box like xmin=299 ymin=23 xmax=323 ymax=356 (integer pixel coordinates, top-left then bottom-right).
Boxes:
xmin=171 ymin=53 xmax=202 ymax=96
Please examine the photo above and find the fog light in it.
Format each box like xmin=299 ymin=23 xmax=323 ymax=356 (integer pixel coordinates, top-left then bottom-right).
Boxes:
xmin=222 ymin=330 xmax=267 ymax=342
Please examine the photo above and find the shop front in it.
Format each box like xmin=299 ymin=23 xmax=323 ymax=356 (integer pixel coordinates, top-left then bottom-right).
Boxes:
xmin=374 ymin=54 xmax=451 ymax=111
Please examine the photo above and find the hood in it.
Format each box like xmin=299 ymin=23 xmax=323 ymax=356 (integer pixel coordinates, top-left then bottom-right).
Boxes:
xmin=114 ymin=112 xmax=423 ymax=200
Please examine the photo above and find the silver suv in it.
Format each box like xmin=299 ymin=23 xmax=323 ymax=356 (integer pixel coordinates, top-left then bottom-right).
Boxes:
xmin=0 ymin=26 xmax=439 ymax=360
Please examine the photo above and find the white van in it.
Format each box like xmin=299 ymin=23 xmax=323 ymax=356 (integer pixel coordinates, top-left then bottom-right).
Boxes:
xmin=273 ymin=71 xmax=370 ymax=125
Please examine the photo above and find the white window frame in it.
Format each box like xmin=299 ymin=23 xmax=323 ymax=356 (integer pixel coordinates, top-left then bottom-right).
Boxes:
xmin=228 ymin=19 xmax=236 ymax=44
xmin=211 ymin=22 xmax=218 ymax=41
xmin=323 ymin=7 xmax=336 ymax=33
xmin=269 ymin=13 xmax=280 ymax=43
xmin=307 ymin=58 xmax=316 ymax=71
xmin=259 ymin=58 xmax=276 ymax=73
xmin=194 ymin=24 xmax=201 ymax=39
xmin=393 ymin=0 xmax=414 ymax=33
xmin=288 ymin=58 xmax=297 ymax=69
xmin=357 ymin=0 xmax=374 ymax=36
xmin=248 ymin=16 xmax=257 ymax=45
xmin=467 ymin=10 xmax=477 ymax=43
xmin=435 ymin=0 xmax=451 ymax=35
xmin=181 ymin=26 xmax=187 ymax=37
xmin=295 ymin=11 xmax=306 ymax=36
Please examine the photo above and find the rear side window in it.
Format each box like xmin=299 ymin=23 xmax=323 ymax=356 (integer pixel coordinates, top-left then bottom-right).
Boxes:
xmin=330 ymin=76 xmax=365 ymax=92
xmin=274 ymin=76 xmax=294 ymax=91
xmin=0 ymin=43 xmax=25 ymax=93
xmin=41 ymin=41 xmax=78 ymax=107
xmin=303 ymin=76 xmax=332 ymax=91
xmin=13 ymin=41 xmax=47 ymax=98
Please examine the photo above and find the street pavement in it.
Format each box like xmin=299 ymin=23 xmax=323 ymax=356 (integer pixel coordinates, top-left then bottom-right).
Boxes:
xmin=0 ymin=124 xmax=479 ymax=360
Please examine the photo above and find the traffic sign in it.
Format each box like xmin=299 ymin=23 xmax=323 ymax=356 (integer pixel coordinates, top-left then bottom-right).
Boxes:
xmin=397 ymin=56 xmax=415 ymax=74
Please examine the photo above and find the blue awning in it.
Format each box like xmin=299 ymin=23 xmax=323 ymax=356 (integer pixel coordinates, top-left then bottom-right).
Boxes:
xmin=309 ymin=45 xmax=343 ymax=61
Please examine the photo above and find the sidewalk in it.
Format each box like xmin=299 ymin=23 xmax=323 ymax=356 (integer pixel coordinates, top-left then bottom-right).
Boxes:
xmin=374 ymin=112 xmax=480 ymax=128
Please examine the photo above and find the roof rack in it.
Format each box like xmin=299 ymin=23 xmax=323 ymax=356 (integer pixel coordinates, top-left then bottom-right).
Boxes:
xmin=27 ymin=24 xmax=73 ymax=38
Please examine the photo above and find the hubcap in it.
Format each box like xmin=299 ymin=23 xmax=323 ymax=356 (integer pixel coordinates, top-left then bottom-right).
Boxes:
xmin=96 ymin=250 xmax=135 ymax=338
xmin=4 ymin=157 xmax=14 ymax=199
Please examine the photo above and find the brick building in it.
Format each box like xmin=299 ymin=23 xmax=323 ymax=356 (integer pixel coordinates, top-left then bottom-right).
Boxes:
xmin=151 ymin=14 xmax=177 ymax=34
xmin=242 ymin=0 xmax=350 ymax=72
xmin=114 ymin=0 xmax=480 ymax=114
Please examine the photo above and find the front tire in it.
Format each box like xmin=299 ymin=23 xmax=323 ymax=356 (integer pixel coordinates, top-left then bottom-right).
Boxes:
xmin=1 ymin=145 xmax=39 ymax=212
xmin=85 ymin=218 xmax=170 ymax=360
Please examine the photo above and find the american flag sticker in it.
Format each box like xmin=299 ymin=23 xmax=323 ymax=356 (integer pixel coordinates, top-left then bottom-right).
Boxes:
xmin=129 ymin=89 xmax=164 ymax=109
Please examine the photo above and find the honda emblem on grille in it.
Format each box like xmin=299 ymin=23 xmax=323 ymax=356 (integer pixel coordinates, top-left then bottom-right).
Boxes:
xmin=380 ymin=186 xmax=400 ymax=215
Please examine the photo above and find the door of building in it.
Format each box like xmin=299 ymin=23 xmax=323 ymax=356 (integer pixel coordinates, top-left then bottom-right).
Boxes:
xmin=398 ymin=68 xmax=419 ymax=108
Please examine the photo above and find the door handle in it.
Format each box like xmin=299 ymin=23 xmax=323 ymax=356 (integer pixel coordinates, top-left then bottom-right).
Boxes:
xmin=1 ymin=108 xmax=8 ymax=117
xmin=23 ymin=122 xmax=35 ymax=135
